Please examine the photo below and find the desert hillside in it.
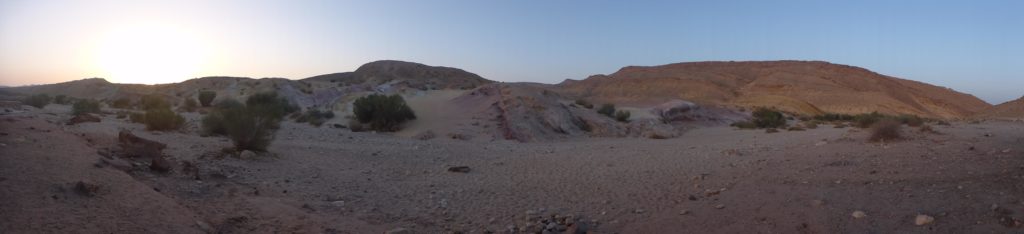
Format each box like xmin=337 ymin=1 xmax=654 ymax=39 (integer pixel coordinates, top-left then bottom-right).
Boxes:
xmin=557 ymin=61 xmax=991 ymax=119
xmin=976 ymin=96 xmax=1024 ymax=120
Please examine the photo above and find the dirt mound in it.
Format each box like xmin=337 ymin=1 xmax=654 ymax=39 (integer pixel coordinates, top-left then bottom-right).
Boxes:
xmin=557 ymin=61 xmax=990 ymax=118
xmin=303 ymin=60 xmax=493 ymax=90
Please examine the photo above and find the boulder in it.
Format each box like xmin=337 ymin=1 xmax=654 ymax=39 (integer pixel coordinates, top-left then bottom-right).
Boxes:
xmin=651 ymin=100 xmax=700 ymax=122
xmin=118 ymin=130 xmax=166 ymax=158
xmin=67 ymin=114 xmax=101 ymax=125
xmin=150 ymin=156 xmax=172 ymax=173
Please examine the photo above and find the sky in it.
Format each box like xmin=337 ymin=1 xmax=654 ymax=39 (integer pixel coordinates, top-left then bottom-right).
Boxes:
xmin=0 ymin=0 xmax=1021 ymax=104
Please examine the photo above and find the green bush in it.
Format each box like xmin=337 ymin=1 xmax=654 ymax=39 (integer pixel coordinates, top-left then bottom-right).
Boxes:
xmin=144 ymin=108 xmax=185 ymax=131
xmin=813 ymin=113 xmax=855 ymax=122
xmin=198 ymin=91 xmax=216 ymax=107
xmin=201 ymin=93 xmax=292 ymax=151
xmin=111 ymin=98 xmax=133 ymax=109
xmin=140 ymin=94 xmax=170 ymax=110
xmin=614 ymin=110 xmax=630 ymax=122
xmin=22 ymin=94 xmax=51 ymax=108
xmin=575 ymin=99 xmax=594 ymax=109
xmin=129 ymin=112 xmax=146 ymax=123
xmin=353 ymin=94 xmax=416 ymax=132
xmin=752 ymin=108 xmax=786 ymax=128
xmin=72 ymin=99 xmax=102 ymax=116
xmin=597 ymin=104 xmax=615 ymax=117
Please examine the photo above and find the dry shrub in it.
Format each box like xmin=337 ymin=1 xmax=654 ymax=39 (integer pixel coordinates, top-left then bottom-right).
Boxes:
xmin=868 ymin=119 xmax=902 ymax=142
xmin=787 ymin=126 xmax=805 ymax=131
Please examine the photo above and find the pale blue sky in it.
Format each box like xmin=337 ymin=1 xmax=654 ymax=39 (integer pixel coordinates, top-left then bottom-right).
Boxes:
xmin=0 ymin=0 xmax=1020 ymax=103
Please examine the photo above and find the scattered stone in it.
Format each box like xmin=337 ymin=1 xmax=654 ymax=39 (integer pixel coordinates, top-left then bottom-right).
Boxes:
xmin=415 ymin=130 xmax=436 ymax=140
xmin=330 ymin=200 xmax=346 ymax=207
xmin=811 ymin=200 xmax=825 ymax=206
xmin=150 ymin=156 xmax=172 ymax=173
xmin=679 ymin=210 xmax=690 ymax=215
xmin=67 ymin=114 xmax=101 ymax=125
xmin=633 ymin=208 xmax=645 ymax=214
xmin=714 ymin=204 xmax=726 ymax=209
xmin=990 ymin=204 xmax=999 ymax=211
xmin=447 ymin=166 xmax=471 ymax=173
xmin=238 ymin=150 xmax=257 ymax=160
xmin=914 ymin=214 xmax=934 ymax=226
xmin=765 ymin=128 xmax=779 ymax=133
xmin=384 ymin=227 xmax=412 ymax=234
xmin=74 ymin=180 xmax=100 ymax=197
xmin=195 ymin=221 xmax=212 ymax=232
xmin=852 ymin=210 xmax=867 ymax=219
xmin=1002 ymin=149 xmax=1012 ymax=153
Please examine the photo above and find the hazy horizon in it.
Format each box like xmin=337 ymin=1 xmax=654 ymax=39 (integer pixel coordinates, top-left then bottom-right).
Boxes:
xmin=1 ymin=0 xmax=1021 ymax=104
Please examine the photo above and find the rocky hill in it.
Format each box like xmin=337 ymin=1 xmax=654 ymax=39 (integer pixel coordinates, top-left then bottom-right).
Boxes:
xmin=557 ymin=61 xmax=990 ymax=119
xmin=975 ymin=96 xmax=1024 ymax=120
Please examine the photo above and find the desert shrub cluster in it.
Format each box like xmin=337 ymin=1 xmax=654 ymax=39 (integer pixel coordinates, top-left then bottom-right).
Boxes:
xmin=202 ymin=92 xmax=295 ymax=151
xmin=732 ymin=108 xmax=787 ymax=129
xmin=352 ymin=94 xmax=416 ymax=132
xmin=143 ymin=108 xmax=185 ymax=131
xmin=198 ymin=91 xmax=217 ymax=107
xmin=614 ymin=110 xmax=631 ymax=122
xmin=868 ymin=119 xmax=902 ymax=142
xmin=72 ymin=99 xmax=102 ymax=116
xmin=597 ymin=104 xmax=616 ymax=117
xmin=295 ymin=109 xmax=335 ymax=126
xmin=22 ymin=94 xmax=51 ymax=108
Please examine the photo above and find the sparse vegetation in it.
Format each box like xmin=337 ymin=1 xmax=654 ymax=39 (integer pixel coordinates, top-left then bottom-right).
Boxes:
xmin=143 ymin=108 xmax=185 ymax=131
xmin=813 ymin=113 xmax=855 ymax=122
xmin=295 ymin=109 xmax=335 ymax=126
xmin=182 ymin=98 xmax=198 ymax=112
xmin=22 ymin=94 xmax=51 ymax=108
xmin=574 ymin=99 xmax=594 ymax=109
xmin=802 ymin=121 xmax=819 ymax=129
xmin=111 ymin=98 xmax=132 ymax=109
xmin=353 ymin=94 xmax=416 ymax=132
xmin=614 ymin=110 xmax=631 ymax=122
xmin=919 ymin=124 xmax=939 ymax=134
xmin=868 ymin=119 xmax=902 ymax=142
xmin=201 ymin=93 xmax=294 ymax=151
xmin=597 ymin=104 xmax=615 ymax=117
xmin=853 ymin=112 xmax=886 ymax=128
xmin=72 ymin=99 xmax=102 ymax=116
xmin=730 ymin=121 xmax=758 ymax=129
xmin=198 ymin=91 xmax=216 ymax=107
xmin=787 ymin=126 xmax=805 ymax=131
xmin=752 ymin=108 xmax=787 ymax=128
xmin=140 ymin=94 xmax=170 ymax=110
xmin=53 ymin=95 xmax=69 ymax=105
xmin=896 ymin=114 xmax=924 ymax=127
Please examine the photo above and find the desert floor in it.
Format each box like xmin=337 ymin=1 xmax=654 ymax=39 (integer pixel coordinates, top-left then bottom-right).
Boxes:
xmin=2 ymin=106 xmax=1023 ymax=233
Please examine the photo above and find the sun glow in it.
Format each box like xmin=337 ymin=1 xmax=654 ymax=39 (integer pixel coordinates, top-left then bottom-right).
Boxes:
xmin=96 ymin=24 xmax=208 ymax=84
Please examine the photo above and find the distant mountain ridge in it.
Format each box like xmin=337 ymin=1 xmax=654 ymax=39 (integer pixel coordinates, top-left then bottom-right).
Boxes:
xmin=556 ymin=61 xmax=991 ymax=119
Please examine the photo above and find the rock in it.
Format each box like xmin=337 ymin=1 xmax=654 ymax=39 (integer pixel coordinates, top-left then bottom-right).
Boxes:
xmin=118 ymin=130 xmax=167 ymax=158
xmin=100 ymin=158 xmax=134 ymax=171
xmin=150 ymin=156 xmax=172 ymax=173
xmin=852 ymin=210 xmax=867 ymax=219
xmin=74 ymin=180 xmax=100 ymax=197
xmin=650 ymin=100 xmax=700 ymax=122
xmin=679 ymin=210 xmax=690 ymax=215
xmin=67 ymin=114 xmax=101 ymax=125
xmin=238 ymin=150 xmax=257 ymax=160
xmin=990 ymin=204 xmax=999 ymax=211
xmin=330 ymin=200 xmax=345 ymax=207
xmin=714 ymin=204 xmax=726 ymax=209
xmin=414 ymin=131 xmax=436 ymax=140
xmin=811 ymin=200 xmax=826 ymax=206
xmin=447 ymin=166 xmax=471 ymax=173
xmin=633 ymin=208 xmax=645 ymax=214
xmin=195 ymin=221 xmax=212 ymax=232
xmin=385 ymin=227 xmax=412 ymax=234
xmin=914 ymin=214 xmax=934 ymax=226
xmin=1002 ymin=149 xmax=1012 ymax=153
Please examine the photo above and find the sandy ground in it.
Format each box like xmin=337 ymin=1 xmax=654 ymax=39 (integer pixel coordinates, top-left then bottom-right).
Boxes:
xmin=2 ymin=105 xmax=1024 ymax=233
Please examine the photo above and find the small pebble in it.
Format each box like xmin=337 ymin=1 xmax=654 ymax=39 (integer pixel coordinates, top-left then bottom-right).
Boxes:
xmin=914 ymin=214 xmax=934 ymax=226
xmin=852 ymin=210 xmax=867 ymax=219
